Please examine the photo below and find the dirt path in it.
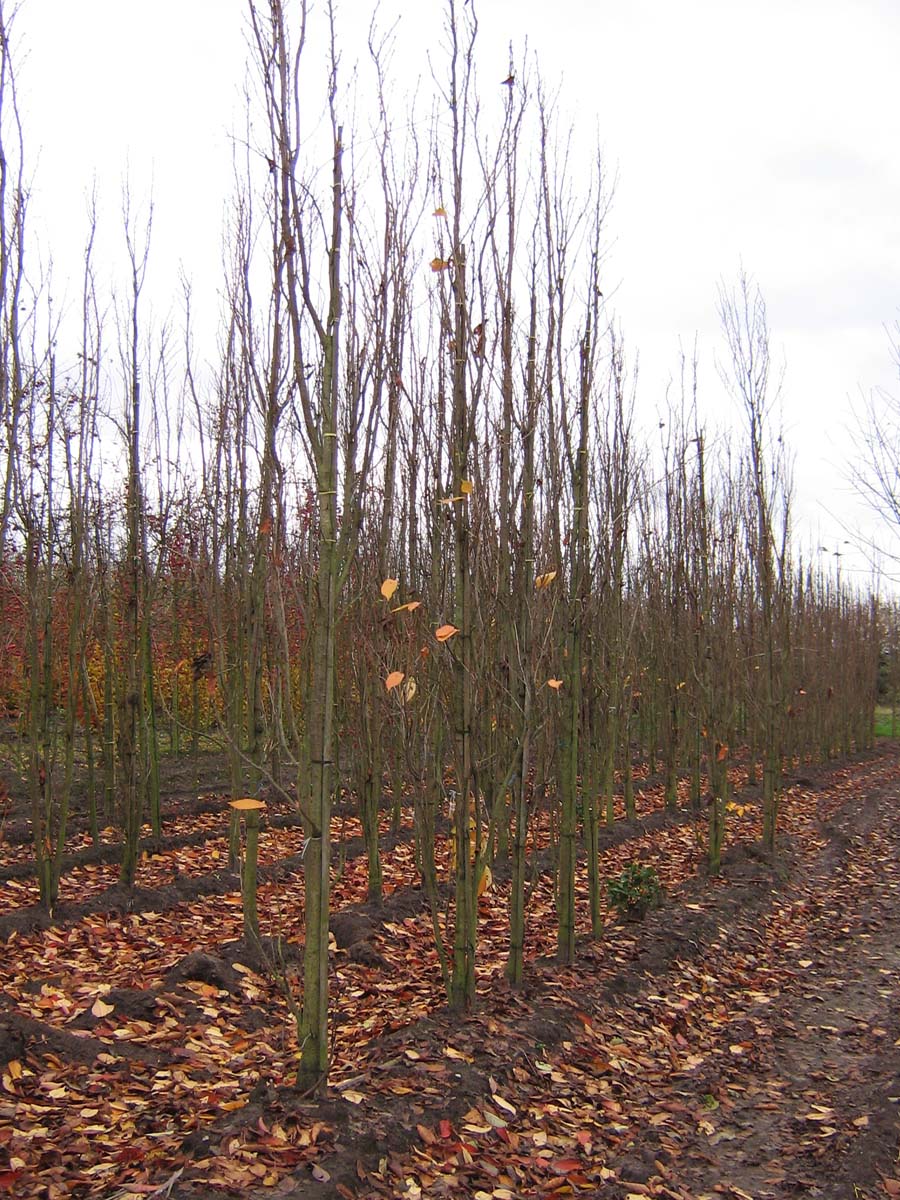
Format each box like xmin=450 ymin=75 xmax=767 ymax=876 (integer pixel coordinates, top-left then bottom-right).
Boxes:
xmin=672 ymin=762 xmax=900 ymax=1200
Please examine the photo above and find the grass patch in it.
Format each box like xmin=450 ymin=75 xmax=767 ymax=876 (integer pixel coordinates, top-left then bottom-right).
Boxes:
xmin=875 ymin=705 xmax=899 ymax=738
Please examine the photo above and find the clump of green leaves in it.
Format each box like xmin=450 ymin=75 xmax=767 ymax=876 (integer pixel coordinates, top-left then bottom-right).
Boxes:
xmin=607 ymin=862 xmax=662 ymax=919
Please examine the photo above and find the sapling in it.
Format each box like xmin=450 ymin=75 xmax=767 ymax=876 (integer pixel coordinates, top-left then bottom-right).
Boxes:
xmin=229 ymin=797 xmax=266 ymax=942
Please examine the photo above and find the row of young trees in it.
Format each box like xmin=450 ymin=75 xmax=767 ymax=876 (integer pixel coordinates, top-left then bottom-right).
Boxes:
xmin=0 ymin=0 xmax=884 ymax=1088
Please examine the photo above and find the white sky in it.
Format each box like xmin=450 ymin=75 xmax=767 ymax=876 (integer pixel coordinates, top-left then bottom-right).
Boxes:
xmin=11 ymin=0 xmax=900 ymax=582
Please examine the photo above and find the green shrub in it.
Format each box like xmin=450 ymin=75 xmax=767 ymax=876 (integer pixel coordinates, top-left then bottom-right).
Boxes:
xmin=607 ymin=862 xmax=661 ymax=919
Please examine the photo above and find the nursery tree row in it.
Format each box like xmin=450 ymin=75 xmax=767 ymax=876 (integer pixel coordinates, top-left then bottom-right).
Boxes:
xmin=0 ymin=0 xmax=882 ymax=1087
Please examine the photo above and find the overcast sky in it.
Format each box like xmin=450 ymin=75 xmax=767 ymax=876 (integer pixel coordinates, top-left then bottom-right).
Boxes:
xmin=11 ymin=0 xmax=900 ymax=579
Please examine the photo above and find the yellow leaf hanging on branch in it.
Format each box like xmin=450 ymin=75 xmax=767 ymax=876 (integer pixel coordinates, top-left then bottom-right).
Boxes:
xmin=547 ymin=678 xmax=563 ymax=691
xmin=435 ymin=624 xmax=459 ymax=643
xmin=391 ymin=600 xmax=421 ymax=614
xmin=385 ymin=671 xmax=405 ymax=691
xmin=381 ymin=578 xmax=399 ymax=601
xmin=535 ymin=570 xmax=557 ymax=589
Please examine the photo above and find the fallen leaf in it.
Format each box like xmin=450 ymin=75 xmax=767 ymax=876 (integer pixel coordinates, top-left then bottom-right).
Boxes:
xmin=551 ymin=1157 xmax=583 ymax=1175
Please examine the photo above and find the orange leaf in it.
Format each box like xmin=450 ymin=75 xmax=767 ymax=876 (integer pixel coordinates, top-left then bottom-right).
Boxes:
xmin=229 ymin=797 xmax=266 ymax=811
xmin=547 ymin=678 xmax=563 ymax=690
xmin=381 ymin=578 xmax=399 ymax=601
xmin=430 ymin=257 xmax=450 ymax=272
xmin=435 ymin=624 xmax=459 ymax=643
xmin=716 ymin=743 xmax=729 ymax=762
xmin=460 ymin=479 xmax=474 ymax=495
xmin=535 ymin=570 xmax=558 ymax=589
xmin=433 ymin=206 xmax=448 ymax=218
xmin=391 ymin=600 xmax=422 ymax=614
xmin=386 ymin=671 xmax=405 ymax=691
xmin=551 ymin=1158 xmax=583 ymax=1175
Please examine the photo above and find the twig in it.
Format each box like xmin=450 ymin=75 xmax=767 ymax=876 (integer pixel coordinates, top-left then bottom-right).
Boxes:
xmin=106 ymin=1166 xmax=184 ymax=1200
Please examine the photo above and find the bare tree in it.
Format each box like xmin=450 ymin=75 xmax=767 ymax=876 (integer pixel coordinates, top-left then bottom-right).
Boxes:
xmin=718 ymin=273 xmax=791 ymax=854
xmin=0 ymin=0 xmax=27 ymax=559
xmin=849 ymin=320 xmax=900 ymax=566
xmin=116 ymin=189 xmax=155 ymax=886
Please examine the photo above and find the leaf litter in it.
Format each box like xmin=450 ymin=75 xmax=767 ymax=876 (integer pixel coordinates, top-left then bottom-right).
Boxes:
xmin=0 ymin=749 xmax=898 ymax=1196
